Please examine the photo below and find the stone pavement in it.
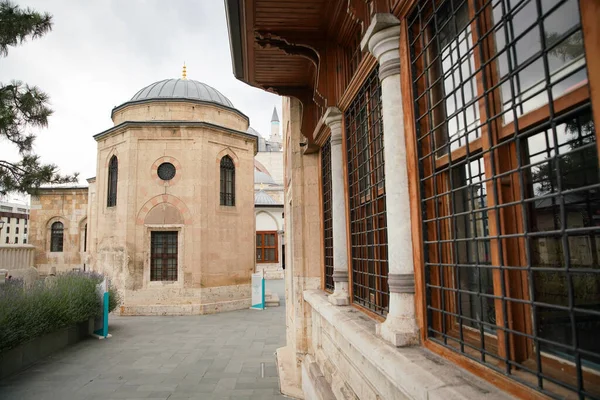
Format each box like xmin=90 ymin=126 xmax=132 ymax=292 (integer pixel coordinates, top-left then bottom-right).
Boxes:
xmin=0 ymin=280 xmax=287 ymax=400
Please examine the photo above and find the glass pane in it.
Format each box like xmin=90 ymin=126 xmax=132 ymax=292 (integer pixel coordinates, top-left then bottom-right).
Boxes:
xmin=256 ymin=249 xmax=262 ymax=261
xmin=266 ymin=234 xmax=275 ymax=246
xmin=265 ymin=249 xmax=275 ymax=261
xmin=524 ymin=110 xmax=600 ymax=368
xmin=256 ymin=234 xmax=262 ymax=246
xmin=452 ymin=157 xmax=496 ymax=332
xmin=493 ymin=0 xmax=587 ymax=125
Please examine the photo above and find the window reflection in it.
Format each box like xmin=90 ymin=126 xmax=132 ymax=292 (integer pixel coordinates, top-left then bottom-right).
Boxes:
xmin=493 ymin=0 xmax=587 ymax=125
xmin=524 ymin=110 xmax=600 ymax=367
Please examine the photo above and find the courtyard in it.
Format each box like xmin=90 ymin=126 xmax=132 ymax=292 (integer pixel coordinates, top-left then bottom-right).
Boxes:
xmin=0 ymin=281 xmax=286 ymax=400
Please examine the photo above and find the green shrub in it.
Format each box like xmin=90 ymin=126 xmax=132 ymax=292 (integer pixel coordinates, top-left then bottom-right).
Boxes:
xmin=0 ymin=271 xmax=108 ymax=354
xmin=108 ymin=285 xmax=122 ymax=313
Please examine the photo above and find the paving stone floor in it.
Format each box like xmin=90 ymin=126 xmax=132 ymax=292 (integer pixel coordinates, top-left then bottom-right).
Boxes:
xmin=0 ymin=280 xmax=287 ymax=400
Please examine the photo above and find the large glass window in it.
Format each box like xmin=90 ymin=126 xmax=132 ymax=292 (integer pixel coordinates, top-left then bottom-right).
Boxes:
xmin=409 ymin=0 xmax=599 ymax=397
xmin=220 ymin=156 xmax=235 ymax=206
xmin=150 ymin=231 xmax=178 ymax=281
xmin=346 ymin=67 xmax=389 ymax=316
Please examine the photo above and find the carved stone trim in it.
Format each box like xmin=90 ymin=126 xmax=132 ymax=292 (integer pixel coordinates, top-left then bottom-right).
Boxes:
xmin=332 ymin=270 xmax=349 ymax=283
xmin=388 ymin=273 xmax=415 ymax=294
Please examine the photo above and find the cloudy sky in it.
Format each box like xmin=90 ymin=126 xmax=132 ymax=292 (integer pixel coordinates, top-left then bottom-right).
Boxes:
xmin=0 ymin=0 xmax=281 ymax=189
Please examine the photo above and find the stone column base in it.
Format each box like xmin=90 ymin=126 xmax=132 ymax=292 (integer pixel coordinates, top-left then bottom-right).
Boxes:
xmin=328 ymin=281 xmax=350 ymax=306
xmin=376 ymin=316 xmax=420 ymax=347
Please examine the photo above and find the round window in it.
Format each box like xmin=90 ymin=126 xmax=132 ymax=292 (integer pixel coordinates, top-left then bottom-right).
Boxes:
xmin=157 ymin=162 xmax=176 ymax=181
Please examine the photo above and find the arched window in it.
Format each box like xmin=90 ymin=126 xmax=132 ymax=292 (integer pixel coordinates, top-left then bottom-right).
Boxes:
xmin=107 ymin=155 xmax=118 ymax=207
xmin=220 ymin=155 xmax=235 ymax=206
xmin=51 ymin=222 xmax=64 ymax=252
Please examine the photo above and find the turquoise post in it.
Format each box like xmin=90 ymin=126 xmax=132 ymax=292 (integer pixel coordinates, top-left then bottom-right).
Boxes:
xmin=102 ymin=292 xmax=109 ymax=337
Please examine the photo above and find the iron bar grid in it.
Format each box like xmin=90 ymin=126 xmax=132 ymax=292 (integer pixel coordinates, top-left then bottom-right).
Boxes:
xmin=345 ymin=66 xmax=389 ymax=316
xmin=150 ymin=231 xmax=177 ymax=281
xmin=107 ymin=155 xmax=118 ymax=207
xmin=50 ymin=221 xmax=63 ymax=253
xmin=408 ymin=0 xmax=599 ymax=397
xmin=322 ymin=138 xmax=334 ymax=292
xmin=220 ymin=155 xmax=236 ymax=206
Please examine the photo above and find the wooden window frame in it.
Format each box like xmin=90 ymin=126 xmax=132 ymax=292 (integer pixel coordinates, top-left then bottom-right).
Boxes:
xmin=320 ymin=136 xmax=335 ymax=292
xmin=256 ymin=231 xmax=278 ymax=263
xmin=344 ymin=66 xmax=390 ymax=317
xmin=401 ymin=0 xmax=600 ymax=398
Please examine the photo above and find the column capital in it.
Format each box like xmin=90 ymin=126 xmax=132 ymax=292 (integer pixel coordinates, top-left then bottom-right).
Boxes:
xmin=323 ymin=107 xmax=343 ymax=144
xmin=323 ymin=106 xmax=343 ymax=128
xmin=361 ymin=14 xmax=401 ymax=80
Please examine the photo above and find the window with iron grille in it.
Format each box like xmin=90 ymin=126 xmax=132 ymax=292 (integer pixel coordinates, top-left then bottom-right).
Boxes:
xmin=220 ymin=155 xmax=235 ymax=206
xmin=256 ymin=231 xmax=278 ymax=263
xmin=408 ymin=0 xmax=599 ymax=397
xmin=107 ymin=155 xmax=118 ymax=207
xmin=51 ymin=222 xmax=63 ymax=252
xmin=345 ymin=66 xmax=389 ymax=316
xmin=150 ymin=231 xmax=178 ymax=281
xmin=321 ymin=137 xmax=334 ymax=291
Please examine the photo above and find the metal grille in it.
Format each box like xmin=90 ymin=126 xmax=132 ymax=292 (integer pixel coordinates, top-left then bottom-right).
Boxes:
xmin=157 ymin=162 xmax=176 ymax=181
xmin=50 ymin=222 xmax=63 ymax=252
xmin=107 ymin=155 xmax=118 ymax=207
xmin=321 ymin=137 xmax=334 ymax=291
xmin=220 ymin=155 xmax=235 ymax=206
xmin=345 ymin=66 xmax=389 ymax=316
xmin=409 ymin=0 xmax=599 ymax=397
xmin=151 ymin=231 xmax=178 ymax=281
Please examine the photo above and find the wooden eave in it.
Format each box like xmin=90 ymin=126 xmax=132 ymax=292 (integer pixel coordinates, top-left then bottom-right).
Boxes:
xmin=226 ymin=0 xmax=391 ymax=143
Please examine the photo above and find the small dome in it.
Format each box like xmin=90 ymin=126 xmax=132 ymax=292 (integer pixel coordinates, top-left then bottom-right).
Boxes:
xmin=254 ymin=170 xmax=275 ymax=185
xmin=255 ymin=190 xmax=278 ymax=205
xmin=129 ymin=79 xmax=234 ymax=108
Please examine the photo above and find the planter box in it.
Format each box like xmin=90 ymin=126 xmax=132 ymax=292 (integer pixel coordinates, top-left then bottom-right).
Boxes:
xmin=0 ymin=318 xmax=94 ymax=380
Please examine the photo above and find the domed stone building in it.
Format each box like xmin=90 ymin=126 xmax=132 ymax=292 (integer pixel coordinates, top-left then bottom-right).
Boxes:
xmin=30 ymin=73 xmax=258 ymax=315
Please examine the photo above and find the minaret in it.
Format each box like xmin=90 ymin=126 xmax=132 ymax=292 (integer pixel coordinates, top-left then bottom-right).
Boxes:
xmin=269 ymin=107 xmax=281 ymax=145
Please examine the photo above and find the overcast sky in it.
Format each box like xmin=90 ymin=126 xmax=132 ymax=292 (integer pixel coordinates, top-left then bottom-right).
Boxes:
xmin=0 ymin=0 xmax=281 ymax=191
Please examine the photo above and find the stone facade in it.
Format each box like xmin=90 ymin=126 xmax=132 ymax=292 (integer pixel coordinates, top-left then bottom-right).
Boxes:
xmin=29 ymin=188 xmax=89 ymax=274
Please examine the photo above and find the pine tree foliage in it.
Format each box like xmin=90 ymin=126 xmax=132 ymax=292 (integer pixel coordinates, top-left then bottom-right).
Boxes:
xmin=0 ymin=1 xmax=78 ymax=195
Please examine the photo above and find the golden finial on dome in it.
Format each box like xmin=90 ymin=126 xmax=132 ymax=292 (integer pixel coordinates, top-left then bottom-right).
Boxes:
xmin=182 ymin=62 xmax=187 ymax=80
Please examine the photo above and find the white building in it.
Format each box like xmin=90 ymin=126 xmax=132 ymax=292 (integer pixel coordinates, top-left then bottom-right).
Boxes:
xmin=251 ymin=108 xmax=284 ymax=279
xmin=0 ymin=201 xmax=30 ymax=245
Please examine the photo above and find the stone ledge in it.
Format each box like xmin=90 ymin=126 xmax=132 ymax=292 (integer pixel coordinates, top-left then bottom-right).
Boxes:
xmin=303 ymin=290 xmax=513 ymax=400
xmin=119 ymin=298 xmax=251 ymax=316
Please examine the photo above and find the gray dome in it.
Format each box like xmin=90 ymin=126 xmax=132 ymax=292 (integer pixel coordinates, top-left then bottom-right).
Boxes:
xmin=254 ymin=170 xmax=276 ymax=185
xmin=130 ymin=79 xmax=234 ymax=108
xmin=255 ymin=190 xmax=278 ymax=205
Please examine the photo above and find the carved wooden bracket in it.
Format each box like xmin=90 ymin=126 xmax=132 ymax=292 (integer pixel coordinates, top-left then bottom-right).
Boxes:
xmin=255 ymin=31 xmax=328 ymax=111
xmin=255 ymin=31 xmax=320 ymax=68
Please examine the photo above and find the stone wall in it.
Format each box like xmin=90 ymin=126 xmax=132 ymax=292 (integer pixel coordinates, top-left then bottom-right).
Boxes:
xmin=111 ymin=101 xmax=248 ymax=132
xmin=0 ymin=245 xmax=35 ymax=270
xmin=29 ymin=188 xmax=89 ymax=274
xmin=276 ymin=97 xmax=323 ymax=396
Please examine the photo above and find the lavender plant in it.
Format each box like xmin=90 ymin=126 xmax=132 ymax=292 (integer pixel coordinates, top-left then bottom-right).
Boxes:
xmin=0 ymin=271 xmax=120 ymax=353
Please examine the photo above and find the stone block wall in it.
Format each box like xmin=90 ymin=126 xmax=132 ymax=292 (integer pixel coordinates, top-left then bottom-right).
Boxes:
xmin=29 ymin=188 xmax=89 ymax=274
